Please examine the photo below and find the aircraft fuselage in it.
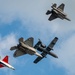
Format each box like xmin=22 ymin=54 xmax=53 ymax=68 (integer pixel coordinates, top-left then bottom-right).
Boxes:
xmin=52 ymin=7 xmax=67 ymax=19
xmin=37 ymin=46 xmax=58 ymax=58
xmin=0 ymin=60 xmax=15 ymax=70
xmin=18 ymin=42 xmax=42 ymax=57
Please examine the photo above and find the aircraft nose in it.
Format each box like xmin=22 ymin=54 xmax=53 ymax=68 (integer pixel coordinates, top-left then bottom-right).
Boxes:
xmin=35 ymin=52 xmax=42 ymax=57
xmin=12 ymin=68 xmax=15 ymax=70
xmin=55 ymin=55 xmax=58 ymax=58
xmin=11 ymin=67 xmax=15 ymax=70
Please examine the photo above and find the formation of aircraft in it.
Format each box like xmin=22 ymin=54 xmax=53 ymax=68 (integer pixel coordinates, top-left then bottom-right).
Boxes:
xmin=34 ymin=37 xmax=58 ymax=63
xmin=46 ymin=3 xmax=71 ymax=21
xmin=10 ymin=37 xmax=58 ymax=64
xmin=0 ymin=56 xmax=15 ymax=70
xmin=0 ymin=3 xmax=71 ymax=70
xmin=10 ymin=37 xmax=42 ymax=57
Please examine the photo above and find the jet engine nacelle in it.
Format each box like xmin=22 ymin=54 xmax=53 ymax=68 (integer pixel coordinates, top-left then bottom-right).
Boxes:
xmin=41 ymin=44 xmax=46 ymax=48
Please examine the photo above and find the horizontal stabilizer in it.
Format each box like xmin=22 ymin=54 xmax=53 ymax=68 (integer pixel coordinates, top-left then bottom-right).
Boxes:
xmin=46 ymin=10 xmax=51 ymax=15
xmin=10 ymin=46 xmax=17 ymax=50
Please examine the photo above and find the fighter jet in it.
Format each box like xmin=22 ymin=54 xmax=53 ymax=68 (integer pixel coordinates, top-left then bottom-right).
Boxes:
xmin=10 ymin=37 xmax=42 ymax=58
xmin=0 ymin=56 xmax=15 ymax=70
xmin=34 ymin=37 xmax=58 ymax=63
xmin=46 ymin=3 xmax=71 ymax=21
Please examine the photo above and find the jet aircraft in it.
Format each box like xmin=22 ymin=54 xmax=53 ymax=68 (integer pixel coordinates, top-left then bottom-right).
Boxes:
xmin=0 ymin=56 xmax=15 ymax=70
xmin=10 ymin=37 xmax=42 ymax=58
xmin=34 ymin=37 xmax=58 ymax=63
xmin=46 ymin=3 xmax=71 ymax=21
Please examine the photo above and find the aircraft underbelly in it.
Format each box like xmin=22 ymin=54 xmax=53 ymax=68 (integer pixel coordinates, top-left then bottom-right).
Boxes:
xmin=53 ymin=10 xmax=58 ymax=14
xmin=53 ymin=10 xmax=66 ymax=19
xmin=19 ymin=46 xmax=35 ymax=55
xmin=0 ymin=61 xmax=11 ymax=68
xmin=26 ymin=49 xmax=35 ymax=55
xmin=58 ymin=14 xmax=65 ymax=19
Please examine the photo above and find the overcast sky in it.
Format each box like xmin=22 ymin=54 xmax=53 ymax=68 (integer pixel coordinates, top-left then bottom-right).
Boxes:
xmin=0 ymin=0 xmax=75 ymax=75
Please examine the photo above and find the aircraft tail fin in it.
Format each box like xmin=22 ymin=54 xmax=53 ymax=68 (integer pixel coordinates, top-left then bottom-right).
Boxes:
xmin=0 ymin=56 xmax=9 ymax=68
xmin=2 ymin=56 xmax=8 ymax=63
xmin=19 ymin=37 xmax=24 ymax=43
xmin=51 ymin=3 xmax=57 ymax=8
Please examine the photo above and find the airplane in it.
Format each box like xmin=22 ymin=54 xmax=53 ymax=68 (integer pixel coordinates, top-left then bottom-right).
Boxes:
xmin=34 ymin=37 xmax=58 ymax=63
xmin=0 ymin=56 xmax=15 ymax=70
xmin=10 ymin=37 xmax=42 ymax=58
xmin=46 ymin=3 xmax=71 ymax=21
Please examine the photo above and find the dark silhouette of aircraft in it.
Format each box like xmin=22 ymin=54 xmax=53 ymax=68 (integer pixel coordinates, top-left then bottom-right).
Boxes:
xmin=34 ymin=37 xmax=58 ymax=63
xmin=46 ymin=3 xmax=71 ymax=21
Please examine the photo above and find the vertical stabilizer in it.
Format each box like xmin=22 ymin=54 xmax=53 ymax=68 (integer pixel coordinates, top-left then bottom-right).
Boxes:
xmin=2 ymin=56 xmax=8 ymax=63
xmin=51 ymin=3 xmax=57 ymax=8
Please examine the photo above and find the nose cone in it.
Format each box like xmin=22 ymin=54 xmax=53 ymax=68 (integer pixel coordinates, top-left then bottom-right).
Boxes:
xmin=39 ymin=54 xmax=42 ymax=57
xmin=35 ymin=52 xmax=42 ymax=57
xmin=54 ymin=55 xmax=58 ymax=58
xmin=10 ymin=67 xmax=15 ymax=70
xmin=65 ymin=17 xmax=71 ymax=21
xmin=12 ymin=68 xmax=15 ymax=70
xmin=49 ymin=51 xmax=58 ymax=58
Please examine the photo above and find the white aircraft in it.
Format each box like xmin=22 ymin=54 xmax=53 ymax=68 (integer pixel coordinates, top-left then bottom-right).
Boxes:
xmin=0 ymin=56 xmax=15 ymax=70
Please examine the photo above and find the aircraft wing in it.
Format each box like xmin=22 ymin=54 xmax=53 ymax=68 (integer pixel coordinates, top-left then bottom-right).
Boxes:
xmin=57 ymin=3 xmax=65 ymax=11
xmin=48 ymin=14 xmax=57 ymax=21
xmin=34 ymin=52 xmax=47 ymax=63
xmin=13 ymin=50 xmax=26 ymax=57
xmin=34 ymin=37 xmax=58 ymax=63
xmin=34 ymin=40 xmax=42 ymax=49
xmin=46 ymin=37 xmax=58 ymax=51
xmin=24 ymin=37 xmax=34 ymax=47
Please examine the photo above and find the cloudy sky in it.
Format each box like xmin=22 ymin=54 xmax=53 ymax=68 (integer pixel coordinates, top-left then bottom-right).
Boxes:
xmin=0 ymin=0 xmax=75 ymax=75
